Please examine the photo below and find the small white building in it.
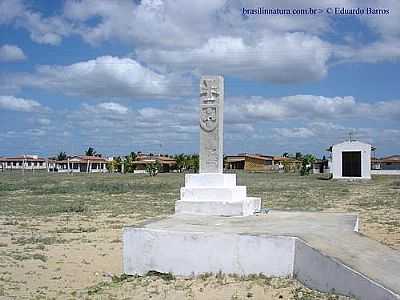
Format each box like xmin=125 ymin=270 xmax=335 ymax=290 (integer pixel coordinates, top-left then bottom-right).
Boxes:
xmin=330 ymin=141 xmax=371 ymax=179
xmin=48 ymin=155 xmax=108 ymax=173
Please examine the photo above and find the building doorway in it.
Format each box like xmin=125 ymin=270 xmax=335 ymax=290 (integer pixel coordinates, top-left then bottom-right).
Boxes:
xmin=342 ymin=151 xmax=361 ymax=177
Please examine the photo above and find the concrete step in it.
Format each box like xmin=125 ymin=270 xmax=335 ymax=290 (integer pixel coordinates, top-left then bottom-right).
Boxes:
xmin=184 ymin=173 xmax=237 ymax=188
xmin=180 ymin=186 xmax=247 ymax=202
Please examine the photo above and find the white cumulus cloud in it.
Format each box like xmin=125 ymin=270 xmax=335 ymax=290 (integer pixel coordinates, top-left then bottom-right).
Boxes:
xmin=0 ymin=44 xmax=26 ymax=62
xmin=10 ymin=56 xmax=190 ymax=99
xmin=0 ymin=0 xmax=73 ymax=45
xmin=138 ymin=33 xmax=332 ymax=83
xmin=226 ymin=95 xmax=400 ymax=123
xmin=0 ymin=95 xmax=41 ymax=112
xmin=97 ymin=102 xmax=128 ymax=114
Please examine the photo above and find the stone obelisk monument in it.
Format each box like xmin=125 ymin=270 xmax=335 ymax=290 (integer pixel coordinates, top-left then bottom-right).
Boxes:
xmin=199 ymin=76 xmax=224 ymax=173
xmin=175 ymin=75 xmax=260 ymax=216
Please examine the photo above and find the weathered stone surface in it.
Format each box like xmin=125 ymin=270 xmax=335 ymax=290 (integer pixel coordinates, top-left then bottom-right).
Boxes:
xmin=199 ymin=75 xmax=224 ymax=174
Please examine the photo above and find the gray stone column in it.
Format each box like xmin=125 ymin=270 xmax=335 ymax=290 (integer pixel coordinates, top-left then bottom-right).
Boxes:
xmin=199 ymin=75 xmax=224 ymax=174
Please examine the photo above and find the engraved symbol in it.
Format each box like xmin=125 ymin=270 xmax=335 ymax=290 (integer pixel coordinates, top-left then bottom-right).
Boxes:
xmin=200 ymin=106 xmax=217 ymax=132
xmin=200 ymin=79 xmax=219 ymax=101
xmin=199 ymin=79 xmax=219 ymax=132
xmin=200 ymin=79 xmax=219 ymax=132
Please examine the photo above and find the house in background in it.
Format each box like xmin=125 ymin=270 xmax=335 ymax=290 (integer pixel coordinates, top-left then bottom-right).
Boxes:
xmin=225 ymin=154 xmax=274 ymax=172
xmin=371 ymin=155 xmax=400 ymax=175
xmin=312 ymin=159 xmax=330 ymax=174
xmin=132 ymin=155 xmax=177 ymax=174
xmin=224 ymin=154 xmax=301 ymax=172
xmin=329 ymin=140 xmax=372 ymax=179
xmin=48 ymin=155 xmax=108 ymax=173
xmin=272 ymin=156 xmax=302 ymax=172
xmin=0 ymin=155 xmax=47 ymax=171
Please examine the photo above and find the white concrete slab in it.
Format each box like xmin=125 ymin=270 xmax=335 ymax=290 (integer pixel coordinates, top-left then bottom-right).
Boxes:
xmin=123 ymin=211 xmax=400 ymax=300
xmin=124 ymin=229 xmax=294 ymax=277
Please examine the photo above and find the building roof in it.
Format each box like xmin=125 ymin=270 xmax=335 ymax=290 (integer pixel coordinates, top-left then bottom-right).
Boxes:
xmin=273 ymin=156 xmax=301 ymax=163
xmin=245 ymin=154 xmax=273 ymax=161
xmin=328 ymin=140 xmax=375 ymax=151
xmin=225 ymin=156 xmax=245 ymax=163
xmin=137 ymin=155 xmax=175 ymax=160
xmin=134 ymin=155 xmax=176 ymax=165
xmin=50 ymin=155 xmax=108 ymax=163
xmin=225 ymin=154 xmax=272 ymax=162
xmin=383 ymin=155 xmax=400 ymax=161
xmin=226 ymin=154 xmax=301 ymax=163
xmin=373 ymin=155 xmax=400 ymax=163
xmin=0 ymin=156 xmax=46 ymax=162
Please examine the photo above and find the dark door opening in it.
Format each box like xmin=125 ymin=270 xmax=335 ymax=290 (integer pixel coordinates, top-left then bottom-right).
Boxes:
xmin=342 ymin=151 xmax=361 ymax=177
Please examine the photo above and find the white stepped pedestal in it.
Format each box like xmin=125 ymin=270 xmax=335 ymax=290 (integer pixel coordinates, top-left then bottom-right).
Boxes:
xmin=175 ymin=173 xmax=261 ymax=216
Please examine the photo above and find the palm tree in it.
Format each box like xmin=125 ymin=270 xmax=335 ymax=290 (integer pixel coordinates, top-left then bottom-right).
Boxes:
xmin=124 ymin=152 xmax=137 ymax=173
xmin=187 ymin=154 xmax=199 ymax=172
xmin=57 ymin=152 xmax=67 ymax=161
xmin=85 ymin=147 xmax=97 ymax=156
xmin=174 ymin=153 xmax=186 ymax=172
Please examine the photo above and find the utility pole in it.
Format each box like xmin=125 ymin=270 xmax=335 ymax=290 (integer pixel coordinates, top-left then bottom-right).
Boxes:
xmin=348 ymin=131 xmax=354 ymax=142
xmin=22 ymin=154 xmax=25 ymax=176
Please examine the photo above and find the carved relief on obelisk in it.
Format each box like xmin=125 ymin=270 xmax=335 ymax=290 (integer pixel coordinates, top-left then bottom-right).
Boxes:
xmin=199 ymin=75 xmax=224 ymax=173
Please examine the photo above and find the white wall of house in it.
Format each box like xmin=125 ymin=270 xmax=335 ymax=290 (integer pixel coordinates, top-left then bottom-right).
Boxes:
xmin=53 ymin=161 xmax=107 ymax=173
xmin=371 ymin=170 xmax=400 ymax=175
xmin=312 ymin=166 xmax=330 ymax=174
xmin=2 ymin=160 xmax=47 ymax=170
xmin=331 ymin=141 xmax=371 ymax=179
xmin=89 ymin=162 xmax=108 ymax=173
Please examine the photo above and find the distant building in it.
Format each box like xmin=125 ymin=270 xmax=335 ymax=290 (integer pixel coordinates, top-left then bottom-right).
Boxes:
xmin=371 ymin=155 xmax=400 ymax=175
xmin=312 ymin=159 xmax=330 ymax=174
xmin=132 ymin=155 xmax=177 ymax=174
xmin=372 ymin=155 xmax=400 ymax=170
xmin=224 ymin=154 xmax=301 ymax=172
xmin=225 ymin=154 xmax=273 ymax=172
xmin=48 ymin=155 xmax=108 ymax=173
xmin=272 ymin=156 xmax=302 ymax=172
xmin=0 ymin=155 xmax=47 ymax=171
xmin=330 ymin=141 xmax=372 ymax=179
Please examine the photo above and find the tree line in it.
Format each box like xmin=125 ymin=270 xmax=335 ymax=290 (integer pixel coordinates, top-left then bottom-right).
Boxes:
xmin=54 ymin=147 xmax=321 ymax=176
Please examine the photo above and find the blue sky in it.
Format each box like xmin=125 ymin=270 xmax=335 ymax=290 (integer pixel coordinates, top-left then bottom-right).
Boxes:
xmin=0 ymin=0 xmax=399 ymax=158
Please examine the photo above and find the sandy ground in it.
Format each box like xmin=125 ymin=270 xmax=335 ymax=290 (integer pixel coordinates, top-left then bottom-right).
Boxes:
xmin=1 ymin=172 xmax=398 ymax=299
xmin=0 ymin=214 xmax=352 ymax=299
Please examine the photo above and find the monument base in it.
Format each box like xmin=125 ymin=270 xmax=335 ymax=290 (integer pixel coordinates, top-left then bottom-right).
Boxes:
xmin=176 ymin=173 xmax=261 ymax=216
xmin=123 ymin=211 xmax=400 ymax=300
xmin=175 ymin=197 xmax=261 ymax=216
